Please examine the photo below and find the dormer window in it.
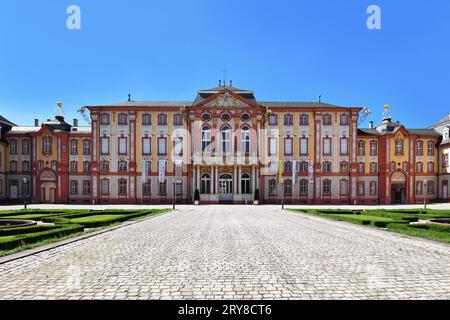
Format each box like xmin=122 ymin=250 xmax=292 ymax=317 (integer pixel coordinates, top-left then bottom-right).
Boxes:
xmin=444 ymin=130 xmax=449 ymax=140
xmin=395 ymin=139 xmax=404 ymax=156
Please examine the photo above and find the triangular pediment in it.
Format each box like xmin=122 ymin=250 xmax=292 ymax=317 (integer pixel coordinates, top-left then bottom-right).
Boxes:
xmin=193 ymin=89 xmax=259 ymax=109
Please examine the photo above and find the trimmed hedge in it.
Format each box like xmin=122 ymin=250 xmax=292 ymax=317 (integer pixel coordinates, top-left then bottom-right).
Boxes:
xmin=0 ymin=224 xmax=84 ymax=250
xmin=387 ymin=223 xmax=450 ymax=243
xmin=0 ymin=225 xmax=57 ymax=237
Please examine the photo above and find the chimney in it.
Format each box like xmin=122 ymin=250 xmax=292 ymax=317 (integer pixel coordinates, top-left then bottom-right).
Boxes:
xmin=73 ymin=119 xmax=79 ymax=127
xmin=369 ymin=121 xmax=374 ymax=129
xmin=34 ymin=119 xmax=39 ymax=127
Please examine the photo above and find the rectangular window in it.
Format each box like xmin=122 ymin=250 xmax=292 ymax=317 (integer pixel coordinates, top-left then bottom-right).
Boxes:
xmin=358 ymin=141 xmax=365 ymax=156
xmin=370 ymin=162 xmax=378 ymax=173
xmin=323 ymin=115 xmax=332 ymax=126
xmin=101 ymin=138 xmax=109 ymax=155
xmin=284 ymin=138 xmax=293 ymax=155
xmin=370 ymin=141 xmax=378 ymax=156
xmin=83 ymin=140 xmax=91 ymax=155
xmin=395 ymin=139 xmax=403 ymax=156
xmin=427 ymin=181 xmax=434 ymax=194
xmin=51 ymin=161 xmax=57 ymax=171
xmin=173 ymin=114 xmax=183 ymax=125
xmin=83 ymin=161 xmax=90 ymax=173
xmin=118 ymin=114 xmax=128 ymax=125
xmin=340 ymin=180 xmax=348 ymax=196
xmin=299 ymin=114 xmax=309 ymax=126
xmin=268 ymin=114 xmax=278 ymax=125
xmin=269 ymin=179 xmax=277 ymax=196
xmin=269 ymin=138 xmax=277 ymax=156
xmin=403 ymin=162 xmax=408 ymax=172
xmin=158 ymin=138 xmax=167 ymax=155
xmin=300 ymin=138 xmax=308 ymax=155
xmin=369 ymin=182 xmax=377 ymax=195
xmin=22 ymin=139 xmax=30 ymax=155
xmin=70 ymin=139 xmax=78 ymax=155
xmin=340 ymin=114 xmax=349 ymax=125
xmin=70 ymin=161 xmax=78 ymax=173
xmin=427 ymin=141 xmax=434 ymax=156
xmin=428 ymin=162 xmax=434 ymax=173
xmin=22 ymin=161 xmax=30 ymax=173
xmin=390 ymin=162 xmax=396 ymax=173
xmin=118 ymin=161 xmax=127 ymax=172
xmin=100 ymin=114 xmax=110 ymax=125
xmin=340 ymin=162 xmax=349 ymax=173
xmin=299 ymin=162 xmax=308 ymax=173
xmin=70 ymin=181 xmax=78 ymax=195
xmin=101 ymin=179 xmax=109 ymax=195
xmin=299 ymin=179 xmax=308 ymax=196
xmin=43 ymin=137 xmax=52 ymax=154
xmin=284 ymin=180 xmax=292 ymax=196
xmin=142 ymin=137 xmax=151 ymax=155
xmin=159 ymin=180 xmax=167 ymax=196
xmin=443 ymin=153 xmax=449 ymax=167
xmin=284 ymin=162 xmax=292 ymax=173
xmin=357 ymin=181 xmax=365 ymax=196
xmin=10 ymin=161 xmax=17 ymax=172
xmin=10 ymin=139 xmax=17 ymax=155
xmin=143 ymin=182 xmax=151 ymax=196
xmin=284 ymin=115 xmax=293 ymax=126
xmin=340 ymin=138 xmax=348 ymax=155
xmin=100 ymin=161 xmax=109 ymax=172
xmin=322 ymin=162 xmax=332 ymax=173
xmin=142 ymin=114 xmax=151 ymax=125
xmin=358 ymin=162 xmax=365 ymax=174
xmin=416 ymin=162 xmax=423 ymax=173
xmin=118 ymin=179 xmax=127 ymax=195
xmin=322 ymin=180 xmax=331 ymax=196
xmin=83 ymin=180 xmax=90 ymax=195
xmin=158 ymin=114 xmax=168 ymax=125
xmin=323 ymin=138 xmax=331 ymax=155
xmin=416 ymin=141 xmax=423 ymax=156
xmin=118 ymin=137 xmax=127 ymax=155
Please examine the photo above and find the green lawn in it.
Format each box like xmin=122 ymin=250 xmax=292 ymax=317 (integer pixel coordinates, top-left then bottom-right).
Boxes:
xmin=289 ymin=208 xmax=450 ymax=244
xmin=70 ymin=214 xmax=127 ymax=223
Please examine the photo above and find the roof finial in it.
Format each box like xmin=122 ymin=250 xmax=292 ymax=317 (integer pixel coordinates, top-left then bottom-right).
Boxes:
xmin=219 ymin=80 xmax=222 ymax=87
xmin=318 ymin=95 xmax=322 ymax=103
xmin=230 ymin=80 xmax=233 ymax=87
xmin=222 ymin=68 xmax=227 ymax=86
xmin=383 ymin=104 xmax=392 ymax=121
xmin=128 ymin=93 xmax=131 ymax=102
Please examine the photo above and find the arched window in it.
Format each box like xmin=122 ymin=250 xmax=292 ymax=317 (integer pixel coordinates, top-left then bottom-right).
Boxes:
xmin=241 ymin=173 xmax=251 ymax=194
xmin=241 ymin=126 xmax=250 ymax=154
xmin=201 ymin=173 xmax=211 ymax=194
xmin=284 ymin=179 xmax=292 ymax=196
xmin=299 ymin=179 xmax=308 ymax=196
xmin=323 ymin=179 xmax=332 ymax=196
xmin=201 ymin=126 xmax=211 ymax=153
xmin=269 ymin=179 xmax=277 ymax=196
xmin=221 ymin=125 xmax=231 ymax=153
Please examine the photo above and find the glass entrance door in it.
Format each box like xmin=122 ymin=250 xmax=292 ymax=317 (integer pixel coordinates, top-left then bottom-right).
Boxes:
xmin=219 ymin=174 xmax=233 ymax=202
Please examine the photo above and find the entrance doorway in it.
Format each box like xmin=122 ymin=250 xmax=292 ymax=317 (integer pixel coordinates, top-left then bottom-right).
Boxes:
xmin=219 ymin=174 xmax=233 ymax=202
xmin=391 ymin=183 xmax=406 ymax=204
xmin=390 ymin=171 xmax=407 ymax=204
xmin=41 ymin=182 xmax=56 ymax=203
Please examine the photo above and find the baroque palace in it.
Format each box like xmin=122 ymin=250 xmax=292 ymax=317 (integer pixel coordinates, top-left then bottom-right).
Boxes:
xmin=0 ymin=84 xmax=449 ymax=205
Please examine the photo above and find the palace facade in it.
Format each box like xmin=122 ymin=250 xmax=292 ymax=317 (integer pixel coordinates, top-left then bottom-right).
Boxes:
xmin=0 ymin=84 xmax=449 ymax=205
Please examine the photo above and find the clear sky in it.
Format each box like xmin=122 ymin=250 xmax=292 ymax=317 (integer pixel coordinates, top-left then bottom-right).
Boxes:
xmin=1 ymin=0 xmax=449 ymax=128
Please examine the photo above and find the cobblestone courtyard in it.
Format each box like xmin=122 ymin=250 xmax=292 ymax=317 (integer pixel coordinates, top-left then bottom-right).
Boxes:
xmin=1 ymin=205 xmax=450 ymax=300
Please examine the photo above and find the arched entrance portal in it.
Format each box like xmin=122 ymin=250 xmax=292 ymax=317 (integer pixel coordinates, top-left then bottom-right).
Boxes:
xmin=219 ymin=174 xmax=233 ymax=203
xmin=391 ymin=171 xmax=406 ymax=204
xmin=39 ymin=170 xmax=57 ymax=204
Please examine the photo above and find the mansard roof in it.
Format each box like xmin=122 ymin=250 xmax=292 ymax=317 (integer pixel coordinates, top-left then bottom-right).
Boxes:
xmin=259 ymin=101 xmax=354 ymax=109
xmin=429 ymin=114 xmax=450 ymax=128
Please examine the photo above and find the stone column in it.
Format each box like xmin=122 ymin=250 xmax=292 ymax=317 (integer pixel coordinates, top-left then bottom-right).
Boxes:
xmin=238 ymin=167 xmax=242 ymax=194
xmin=233 ymin=166 xmax=237 ymax=194
xmin=215 ymin=166 xmax=219 ymax=194
xmin=252 ymin=166 xmax=256 ymax=193
xmin=196 ymin=166 xmax=200 ymax=191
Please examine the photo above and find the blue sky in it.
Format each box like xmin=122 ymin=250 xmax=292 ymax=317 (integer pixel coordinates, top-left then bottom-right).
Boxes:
xmin=1 ymin=0 xmax=449 ymax=128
